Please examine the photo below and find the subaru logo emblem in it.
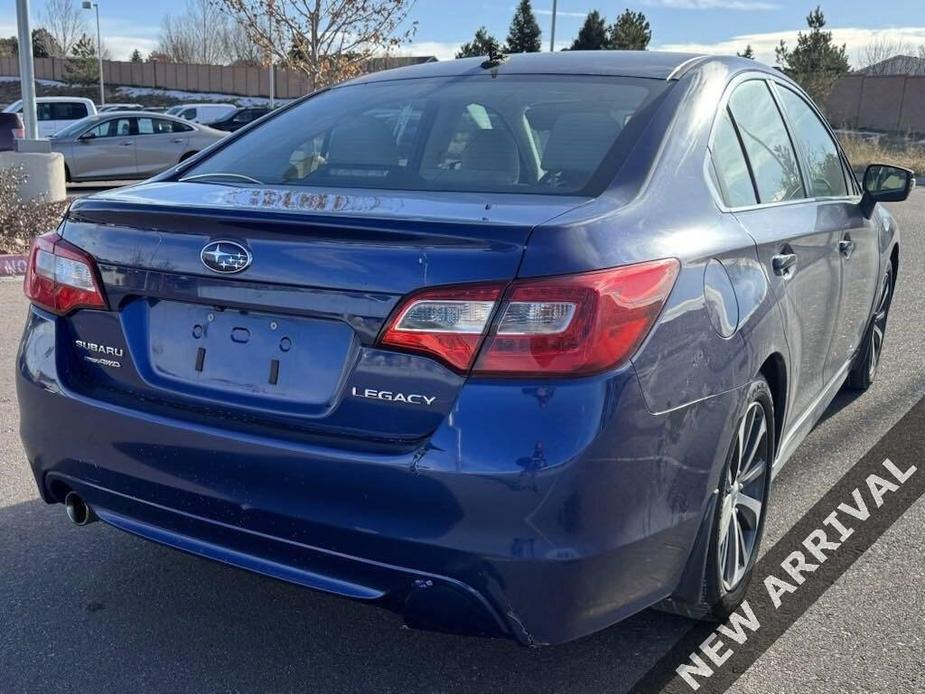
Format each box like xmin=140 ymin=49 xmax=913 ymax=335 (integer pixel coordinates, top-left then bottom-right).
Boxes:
xmin=200 ymin=240 xmax=252 ymax=274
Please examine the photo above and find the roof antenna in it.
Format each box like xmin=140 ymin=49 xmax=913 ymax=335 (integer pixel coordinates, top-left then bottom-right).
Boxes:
xmin=481 ymin=47 xmax=507 ymax=70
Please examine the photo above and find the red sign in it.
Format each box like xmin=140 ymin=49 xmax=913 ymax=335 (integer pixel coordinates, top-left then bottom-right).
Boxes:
xmin=0 ymin=254 xmax=28 ymax=277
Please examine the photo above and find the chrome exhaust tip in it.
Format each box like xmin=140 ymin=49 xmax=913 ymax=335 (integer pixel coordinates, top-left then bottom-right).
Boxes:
xmin=64 ymin=491 xmax=97 ymax=526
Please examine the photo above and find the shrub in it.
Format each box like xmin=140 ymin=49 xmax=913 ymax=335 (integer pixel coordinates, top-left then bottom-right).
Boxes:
xmin=0 ymin=165 xmax=68 ymax=255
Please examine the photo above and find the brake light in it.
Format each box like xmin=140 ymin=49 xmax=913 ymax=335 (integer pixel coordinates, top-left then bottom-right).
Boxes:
xmin=12 ymin=127 xmax=24 ymax=139
xmin=378 ymin=259 xmax=679 ymax=376
xmin=476 ymin=259 xmax=679 ymax=376
xmin=380 ymin=284 xmax=503 ymax=371
xmin=24 ymin=232 xmax=108 ymax=315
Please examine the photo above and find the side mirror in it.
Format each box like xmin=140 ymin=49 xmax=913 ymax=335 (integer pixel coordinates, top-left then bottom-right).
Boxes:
xmin=78 ymin=132 xmax=96 ymax=143
xmin=860 ymin=163 xmax=915 ymax=218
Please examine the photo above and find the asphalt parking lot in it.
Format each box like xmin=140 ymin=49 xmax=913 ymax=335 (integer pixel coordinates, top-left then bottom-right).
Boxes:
xmin=1 ymin=191 xmax=923 ymax=693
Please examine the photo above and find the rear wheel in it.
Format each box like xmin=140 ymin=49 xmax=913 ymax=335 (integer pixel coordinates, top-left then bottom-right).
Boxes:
xmin=661 ymin=377 xmax=774 ymax=621
xmin=707 ymin=392 xmax=773 ymax=617
xmin=848 ymin=264 xmax=893 ymax=391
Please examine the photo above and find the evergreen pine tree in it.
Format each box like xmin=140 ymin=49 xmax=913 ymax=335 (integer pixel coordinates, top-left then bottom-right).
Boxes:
xmin=505 ymin=0 xmax=542 ymax=53
xmin=456 ymin=27 xmax=502 ymax=59
xmin=775 ymin=6 xmax=850 ymax=103
xmin=65 ymin=33 xmax=99 ymax=86
xmin=570 ymin=10 xmax=608 ymax=51
xmin=608 ymin=10 xmax=651 ymax=50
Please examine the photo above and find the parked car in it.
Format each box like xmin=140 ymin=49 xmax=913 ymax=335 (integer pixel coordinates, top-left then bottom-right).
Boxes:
xmin=0 ymin=112 xmax=24 ymax=150
xmin=98 ymin=103 xmax=144 ymax=112
xmin=209 ymin=106 xmax=271 ymax=132
xmin=167 ymin=103 xmax=237 ymax=124
xmin=2 ymin=96 xmax=96 ymax=137
xmin=49 ymin=111 xmax=226 ymax=181
xmin=18 ymin=52 xmax=913 ymax=646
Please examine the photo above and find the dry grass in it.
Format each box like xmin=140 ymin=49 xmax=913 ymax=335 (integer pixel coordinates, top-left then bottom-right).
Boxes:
xmin=838 ymin=133 xmax=925 ymax=176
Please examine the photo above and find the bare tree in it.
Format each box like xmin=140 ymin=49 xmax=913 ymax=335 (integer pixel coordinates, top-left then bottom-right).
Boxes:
xmin=158 ymin=0 xmax=233 ymax=64
xmin=216 ymin=0 xmax=418 ymax=88
xmin=222 ymin=18 xmax=264 ymax=66
xmin=859 ymin=35 xmax=912 ymax=74
xmin=41 ymin=0 xmax=88 ymax=57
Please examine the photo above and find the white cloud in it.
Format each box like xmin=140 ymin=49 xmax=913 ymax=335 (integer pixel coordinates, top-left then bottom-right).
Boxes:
xmin=656 ymin=26 xmax=925 ymax=68
xmin=103 ymin=35 xmax=159 ymax=61
xmin=399 ymin=40 xmax=462 ymax=60
xmin=644 ymin=0 xmax=781 ymax=9
xmin=0 ymin=18 xmax=157 ymax=61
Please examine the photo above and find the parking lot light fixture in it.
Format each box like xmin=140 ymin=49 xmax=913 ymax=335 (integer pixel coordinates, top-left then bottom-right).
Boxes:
xmin=81 ymin=0 xmax=105 ymax=106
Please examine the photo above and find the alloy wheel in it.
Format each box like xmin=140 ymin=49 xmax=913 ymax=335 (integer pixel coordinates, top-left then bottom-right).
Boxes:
xmin=718 ymin=401 xmax=770 ymax=593
xmin=868 ymin=272 xmax=892 ymax=380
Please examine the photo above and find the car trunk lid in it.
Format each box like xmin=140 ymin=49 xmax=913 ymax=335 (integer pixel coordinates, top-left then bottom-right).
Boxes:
xmin=59 ymin=181 xmax=590 ymax=444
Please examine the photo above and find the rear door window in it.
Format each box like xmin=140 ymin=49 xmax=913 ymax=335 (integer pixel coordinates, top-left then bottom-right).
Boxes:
xmin=728 ymin=81 xmax=805 ymax=204
xmin=138 ymin=117 xmax=185 ymax=135
xmin=711 ymin=109 xmax=757 ymax=207
xmin=775 ymin=86 xmax=848 ymax=198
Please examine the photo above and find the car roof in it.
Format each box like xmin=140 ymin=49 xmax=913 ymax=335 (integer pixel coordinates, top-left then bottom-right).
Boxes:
xmin=91 ymin=110 xmax=192 ymax=119
xmin=32 ymin=96 xmax=96 ymax=103
xmin=346 ymin=51 xmax=768 ymax=85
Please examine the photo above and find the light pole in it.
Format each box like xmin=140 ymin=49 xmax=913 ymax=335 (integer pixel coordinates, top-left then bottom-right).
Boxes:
xmin=549 ymin=0 xmax=557 ymax=52
xmin=267 ymin=0 xmax=275 ymax=108
xmin=81 ymin=0 xmax=104 ymax=106
xmin=15 ymin=0 xmax=38 ymax=140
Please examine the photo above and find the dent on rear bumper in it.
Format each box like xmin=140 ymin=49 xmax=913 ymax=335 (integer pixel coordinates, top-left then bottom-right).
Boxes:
xmin=17 ymin=306 xmax=744 ymax=645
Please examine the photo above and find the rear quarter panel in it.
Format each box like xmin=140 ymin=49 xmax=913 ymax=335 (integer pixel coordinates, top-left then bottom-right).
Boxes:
xmin=520 ymin=61 xmax=788 ymax=417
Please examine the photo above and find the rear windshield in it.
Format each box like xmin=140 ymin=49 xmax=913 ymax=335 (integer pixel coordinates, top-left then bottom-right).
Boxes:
xmin=180 ymin=74 xmax=669 ymax=196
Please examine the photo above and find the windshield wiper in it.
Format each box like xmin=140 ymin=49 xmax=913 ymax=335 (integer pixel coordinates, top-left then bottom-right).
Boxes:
xmin=179 ymin=172 xmax=264 ymax=185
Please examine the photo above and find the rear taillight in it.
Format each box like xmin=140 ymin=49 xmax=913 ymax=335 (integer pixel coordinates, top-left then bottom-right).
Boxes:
xmin=380 ymin=284 xmax=502 ymax=372
xmin=378 ymin=259 xmax=679 ymax=377
xmin=24 ymin=232 xmax=108 ymax=315
xmin=12 ymin=127 xmax=24 ymax=139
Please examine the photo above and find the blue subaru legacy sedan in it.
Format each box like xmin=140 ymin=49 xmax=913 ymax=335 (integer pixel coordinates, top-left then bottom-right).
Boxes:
xmin=17 ymin=51 xmax=913 ymax=645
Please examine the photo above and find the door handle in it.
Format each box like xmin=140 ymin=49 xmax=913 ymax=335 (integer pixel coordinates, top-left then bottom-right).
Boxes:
xmin=119 ymin=141 xmax=133 ymax=146
xmin=839 ymin=237 xmax=856 ymax=258
xmin=171 ymin=138 xmax=184 ymax=143
xmin=772 ymin=253 xmax=797 ymax=277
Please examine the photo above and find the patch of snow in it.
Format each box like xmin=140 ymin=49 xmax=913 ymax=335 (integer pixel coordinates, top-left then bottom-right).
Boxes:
xmin=0 ymin=76 xmax=65 ymax=87
xmin=115 ymin=86 xmax=295 ymax=107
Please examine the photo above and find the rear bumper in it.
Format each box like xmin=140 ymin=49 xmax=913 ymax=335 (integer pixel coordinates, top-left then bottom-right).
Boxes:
xmin=17 ymin=307 xmax=744 ymax=645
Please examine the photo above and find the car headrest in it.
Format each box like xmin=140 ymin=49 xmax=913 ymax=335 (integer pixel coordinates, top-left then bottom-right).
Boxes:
xmin=541 ymin=113 xmax=622 ymax=174
xmin=326 ymin=116 xmax=399 ymax=167
xmin=461 ymin=129 xmax=520 ymax=183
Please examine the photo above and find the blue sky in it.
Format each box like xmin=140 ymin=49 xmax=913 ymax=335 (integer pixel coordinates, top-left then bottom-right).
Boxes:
xmin=1 ymin=0 xmax=923 ymax=66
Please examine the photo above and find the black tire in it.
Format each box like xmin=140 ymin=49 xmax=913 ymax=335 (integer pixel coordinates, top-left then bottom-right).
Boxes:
xmin=661 ymin=377 xmax=775 ymax=621
xmin=848 ymin=263 xmax=893 ymax=391
xmin=64 ymin=164 xmax=71 ymax=183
